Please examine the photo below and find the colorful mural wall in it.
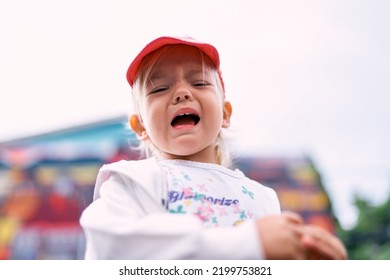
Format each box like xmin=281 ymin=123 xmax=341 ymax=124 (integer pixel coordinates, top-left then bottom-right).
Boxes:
xmin=235 ymin=157 xmax=336 ymax=233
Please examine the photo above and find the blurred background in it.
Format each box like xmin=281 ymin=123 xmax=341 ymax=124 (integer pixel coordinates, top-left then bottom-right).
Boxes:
xmin=1 ymin=0 xmax=389 ymax=259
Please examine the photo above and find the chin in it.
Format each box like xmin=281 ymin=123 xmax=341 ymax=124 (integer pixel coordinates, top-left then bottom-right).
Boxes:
xmin=165 ymin=146 xmax=204 ymax=158
xmin=173 ymin=149 xmax=201 ymax=157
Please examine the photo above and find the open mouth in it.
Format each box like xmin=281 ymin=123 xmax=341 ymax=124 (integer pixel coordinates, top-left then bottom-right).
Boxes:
xmin=171 ymin=113 xmax=200 ymax=128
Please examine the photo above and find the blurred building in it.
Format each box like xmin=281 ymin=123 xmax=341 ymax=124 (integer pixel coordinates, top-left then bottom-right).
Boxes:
xmin=0 ymin=116 xmax=336 ymax=259
xmin=234 ymin=157 xmax=336 ymax=233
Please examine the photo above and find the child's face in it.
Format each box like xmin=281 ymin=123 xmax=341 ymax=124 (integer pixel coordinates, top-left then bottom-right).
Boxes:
xmin=131 ymin=45 xmax=231 ymax=164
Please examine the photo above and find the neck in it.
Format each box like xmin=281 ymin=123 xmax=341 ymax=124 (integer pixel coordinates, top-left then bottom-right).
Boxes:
xmin=159 ymin=145 xmax=220 ymax=165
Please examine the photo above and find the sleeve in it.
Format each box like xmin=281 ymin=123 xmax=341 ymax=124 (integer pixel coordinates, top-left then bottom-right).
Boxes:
xmin=80 ymin=170 xmax=265 ymax=260
xmin=263 ymin=186 xmax=282 ymax=215
xmin=249 ymin=177 xmax=282 ymax=216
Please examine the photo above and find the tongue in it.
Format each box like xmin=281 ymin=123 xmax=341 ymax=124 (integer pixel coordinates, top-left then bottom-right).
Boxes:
xmin=172 ymin=115 xmax=196 ymax=127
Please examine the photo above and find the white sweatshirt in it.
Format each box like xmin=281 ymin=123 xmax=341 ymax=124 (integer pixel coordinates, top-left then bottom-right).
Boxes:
xmin=79 ymin=157 xmax=281 ymax=259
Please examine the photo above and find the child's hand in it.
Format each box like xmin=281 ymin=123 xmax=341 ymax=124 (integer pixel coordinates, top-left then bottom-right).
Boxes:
xmin=256 ymin=211 xmax=307 ymax=259
xmin=301 ymin=225 xmax=347 ymax=260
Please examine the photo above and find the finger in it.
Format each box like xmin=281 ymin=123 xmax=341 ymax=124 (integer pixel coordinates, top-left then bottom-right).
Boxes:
xmin=302 ymin=226 xmax=347 ymax=260
xmin=281 ymin=211 xmax=305 ymax=225
xmin=309 ymin=226 xmax=347 ymax=259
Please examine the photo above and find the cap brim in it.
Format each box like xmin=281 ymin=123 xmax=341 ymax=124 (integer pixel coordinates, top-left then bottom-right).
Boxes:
xmin=126 ymin=36 xmax=220 ymax=87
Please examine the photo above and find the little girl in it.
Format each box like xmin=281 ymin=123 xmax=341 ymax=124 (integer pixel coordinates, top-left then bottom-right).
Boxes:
xmin=80 ymin=36 xmax=346 ymax=259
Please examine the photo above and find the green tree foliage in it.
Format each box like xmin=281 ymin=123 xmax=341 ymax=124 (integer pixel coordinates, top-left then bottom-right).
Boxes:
xmin=339 ymin=195 xmax=390 ymax=259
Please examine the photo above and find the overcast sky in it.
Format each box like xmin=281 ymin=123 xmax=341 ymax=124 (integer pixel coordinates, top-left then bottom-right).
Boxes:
xmin=1 ymin=0 xmax=389 ymax=229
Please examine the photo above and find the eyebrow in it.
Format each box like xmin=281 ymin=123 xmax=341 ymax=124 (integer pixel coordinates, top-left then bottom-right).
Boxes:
xmin=186 ymin=68 xmax=206 ymax=77
xmin=149 ymin=70 xmax=165 ymax=81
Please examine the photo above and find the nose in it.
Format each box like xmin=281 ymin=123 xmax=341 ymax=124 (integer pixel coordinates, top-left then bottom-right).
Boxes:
xmin=172 ymin=84 xmax=193 ymax=104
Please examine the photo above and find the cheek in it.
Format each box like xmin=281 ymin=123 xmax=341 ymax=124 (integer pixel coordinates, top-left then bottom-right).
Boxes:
xmin=205 ymin=108 xmax=224 ymax=132
xmin=212 ymin=101 xmax=225 ymax=123
xmin=142 ymin=103 xmax=165 ymax=132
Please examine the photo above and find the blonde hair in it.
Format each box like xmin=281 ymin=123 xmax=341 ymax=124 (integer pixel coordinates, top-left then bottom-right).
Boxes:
xmin=130 ymin=45 xmax=233 ymax=167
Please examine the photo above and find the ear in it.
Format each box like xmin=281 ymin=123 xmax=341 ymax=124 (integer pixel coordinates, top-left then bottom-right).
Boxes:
xmin=129 ymin=114 xmax=148 ymax=140
xmin=222 ymin=101 xmax=232 ymax=128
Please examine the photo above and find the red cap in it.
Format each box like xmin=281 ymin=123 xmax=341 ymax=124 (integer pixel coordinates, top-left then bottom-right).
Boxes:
xmin=126 ymin=36 xmax=224 ymax=90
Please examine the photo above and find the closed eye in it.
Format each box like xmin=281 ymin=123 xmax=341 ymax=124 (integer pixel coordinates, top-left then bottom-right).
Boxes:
xmin=149 ymin=86 xmax=169 ymax=94
xmin=192 ymin=81 xmax=210 ymax=87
